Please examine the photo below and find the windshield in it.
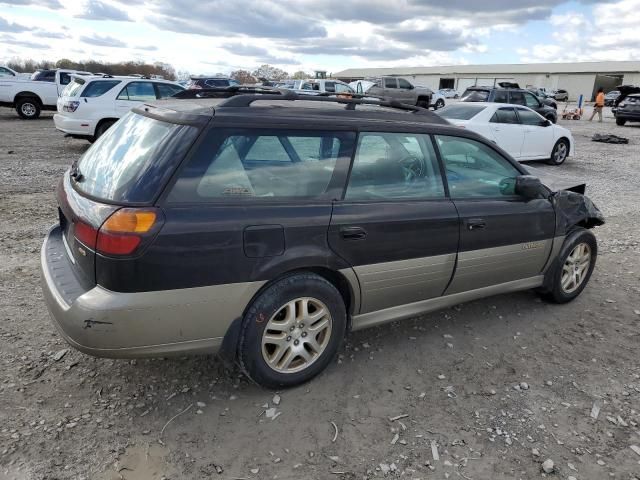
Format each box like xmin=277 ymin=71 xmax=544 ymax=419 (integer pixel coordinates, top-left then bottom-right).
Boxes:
xmin=74 ymin=112 xmax=199 ymax=203
xmin=461 ymin=89 xmax=489 ymax=102
xmin=61 ymin=78 xmax=85 ymax=97
xmin=437 ymin=104 xmax=486 ymax=120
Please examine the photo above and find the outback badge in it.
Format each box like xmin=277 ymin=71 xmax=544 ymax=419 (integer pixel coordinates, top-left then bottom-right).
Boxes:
xmin=522 ymin=241 xmax=544 ymax=250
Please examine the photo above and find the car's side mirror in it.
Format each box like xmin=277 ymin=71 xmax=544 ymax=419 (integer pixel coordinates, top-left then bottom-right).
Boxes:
xmin=541 ymin=119 xmax=552 ymax=127
xmin=515 ymin=175 xmax=548 ymax=199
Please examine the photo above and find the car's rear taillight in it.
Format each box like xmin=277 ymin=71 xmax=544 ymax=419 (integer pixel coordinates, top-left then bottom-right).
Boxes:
xmin=74 ymin=209 xmax=161 ymax=256
xmin=63 ymin=101 xmax=80 ymax=112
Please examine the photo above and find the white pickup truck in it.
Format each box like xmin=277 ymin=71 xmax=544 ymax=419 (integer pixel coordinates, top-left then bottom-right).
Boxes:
xmin=0 ymin=69 xmax=90 ymax=119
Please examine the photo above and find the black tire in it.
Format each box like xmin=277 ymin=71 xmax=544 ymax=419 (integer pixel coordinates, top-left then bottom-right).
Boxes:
xmin=616 ymin=118 xmax=626 ymax=126
xmin=454 ymin=94 xmax=459 ymax=99
xmin=547 ymin=138 xmax=569 ymax=165
xmin=15 ymin=97 xmax=41 ymax=119
xmin=238 ymin=273 xmax=347 ymax=388
xmin=542 ymin=228 xmax=597 ymax=304
xmin=416 ymin=98 xmax=429 ymax=109
xmin=434 ymin=99 xmax=445 ymax=110
xmin=93 ymin=120 xmax=115 ymax=142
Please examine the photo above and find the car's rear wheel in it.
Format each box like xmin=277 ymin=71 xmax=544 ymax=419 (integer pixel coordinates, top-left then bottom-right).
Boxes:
xmin=434 ymin=99 xmax=445 ymax=110
xmin=542 ymin=228 xmax=597 ymax=304
xmin=547 ymin=138 xmax=569 ymax=166
xmin=416 ymin=98 xmax=429 ymax=108
xmin=616 ymin=118 xmax=626 ymax=126
xmin=93 ymin=119 xmax=116 ymax=142
xmin=238 ymin=273 xmax=346 ymax=388
xmin=16 ymin=97 xmax=41 ymax=119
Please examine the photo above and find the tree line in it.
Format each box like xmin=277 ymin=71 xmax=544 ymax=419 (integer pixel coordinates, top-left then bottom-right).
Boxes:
xmin=6 ymin=58 xmax=178 ymax=80
xmin=6 ymin=58 xmax=316 ymax=84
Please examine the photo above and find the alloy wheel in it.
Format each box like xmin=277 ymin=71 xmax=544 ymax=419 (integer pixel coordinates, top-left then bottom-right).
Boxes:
xmin=560 ymin=243 xmax=591 ymax=293
xmin=21 ymin=102 xmax=36 ymax=117
xmin=261 ymin=297 xmax=332 ymax=374
xmin=553 ymin=142 xmax=568 ymax=164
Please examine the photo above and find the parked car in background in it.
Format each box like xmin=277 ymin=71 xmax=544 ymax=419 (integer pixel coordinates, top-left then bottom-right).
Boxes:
xmin=275 ymin=80 xmax=315 ymax=90
xmin=187 ymin=76 xmax=240 ymax=89
xmin=604 ymin=90 xmax=621 ymax=106
xmin=0 ymin=66 xmax=30 ymax=78
xmin=306 ymin=79 xmax=354 ymax=94
xmin=54 ymin=75 xmax=184 ymax=142
xmin=0 ymin=69 xmax=92 ymax=119
xmin=612 ymin=85 xmax=640 ymax=126
xmin=461 ymin=84 xmax=558 ymax=123
xmin=366 ymin=76 xmax=433 ymax=108
xmin=554 ymin=89 xmax=569 ymax=101
xmin=430 ymin=91 xmax=446 ymax=110
xmin=349 ymin=80 xmax=375 ymax=95
xmin=438 ymin=88 xmax=460 ymax=99
xmin=437 ymin=103 xmax=573 ymax=165
xmin=40 ymin=91 xmax=603 ymax=388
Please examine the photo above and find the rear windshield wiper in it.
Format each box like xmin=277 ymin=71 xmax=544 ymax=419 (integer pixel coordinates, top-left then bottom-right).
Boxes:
xmin=70 ymin=160 xmax=83 ymax=182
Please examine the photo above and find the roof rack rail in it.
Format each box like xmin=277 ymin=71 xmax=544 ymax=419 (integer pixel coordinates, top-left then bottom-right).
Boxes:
xmin=172 ymin=85 xmax=286 ymax=99
xmin=218 ymin=90 xmax=429 ymax=114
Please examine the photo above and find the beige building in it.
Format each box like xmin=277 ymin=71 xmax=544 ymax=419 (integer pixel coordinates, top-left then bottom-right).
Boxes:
xmin=334 ymin=61 xmax=640 ymax=101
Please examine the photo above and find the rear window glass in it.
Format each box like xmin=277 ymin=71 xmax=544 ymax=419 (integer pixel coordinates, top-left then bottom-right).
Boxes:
xmin=461 ymin=89 xmax=489 ymax=102
xmin=81 ymin=80 xmax=121 ymax=98
xmin=168 ymin=129 xmax=355 ymax=202
xmin=62 ymin=78 xmax=85 ymax=97
xmin=437 ymin=104 xmax=486 ymax=120
xmin=73 ymin=112 xmax=198 ymax=203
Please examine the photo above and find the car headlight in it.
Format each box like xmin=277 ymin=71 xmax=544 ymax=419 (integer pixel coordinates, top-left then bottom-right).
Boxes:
xmin=618 ymin=102 xmax=626 ymax=107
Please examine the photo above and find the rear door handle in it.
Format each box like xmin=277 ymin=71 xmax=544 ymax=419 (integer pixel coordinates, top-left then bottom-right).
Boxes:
xmin=340 ymin=226 xmax=367 ymax=240
xmin=467 ymin=218 xmax=486 ymax=231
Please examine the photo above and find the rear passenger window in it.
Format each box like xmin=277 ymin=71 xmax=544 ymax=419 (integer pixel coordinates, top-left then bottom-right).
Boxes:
xmin=493 ymin=90 xmax=509 ymax=103
xmin=117 ymin=82 xmax=156 ymax=101
xmin=490 ymin=107 xmax=519 ymax=124
xmin=345 ymin=132 xmax=445 ymax=200
xmin=384 ymin=78 xmax=398 ymax=88
xmin=435 ymin=135 xmax=520 ymax=198
xmin=168 ymin=130 xmax=355 ymax=202
xmin=156 ymin=83 xmax=184 ymax=98
xmin=82 ymin=80 xmax=121 ymax=97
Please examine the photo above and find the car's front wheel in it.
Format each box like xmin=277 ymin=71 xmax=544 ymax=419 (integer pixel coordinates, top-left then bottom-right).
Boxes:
xmin=547 ymin=138 xmax=569 ymax=165
xmin=433 ymin=99 xmax=445 ymax=110
xmin=238 ymin=273 xmax=347 ymax=388
xmin=542 ymin=228 xmax=597 ymax=304
xmin=616 ymin=118 xmax=626 ymax=126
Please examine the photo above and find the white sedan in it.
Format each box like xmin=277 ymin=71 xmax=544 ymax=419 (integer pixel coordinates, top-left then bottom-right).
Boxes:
xmin=437 ymin=103 xmax=574 ymax=165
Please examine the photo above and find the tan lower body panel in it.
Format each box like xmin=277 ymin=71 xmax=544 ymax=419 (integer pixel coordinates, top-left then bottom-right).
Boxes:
xmin=352 ymin=275 xmax=544 ymax=331
xmin=445 ymin=240 xmax=552 ymax=295
xmin=42 ymin=259 xmax=266 ymax=357
xmin=354 ymin=253 xmax=456 ymax=313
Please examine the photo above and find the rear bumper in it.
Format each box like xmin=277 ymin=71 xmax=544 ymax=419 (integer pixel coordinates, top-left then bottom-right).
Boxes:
xmin=53 ymin=114 xmax=96 ymax=136
xmin=40 ymin=225 xmax=263 ymax=358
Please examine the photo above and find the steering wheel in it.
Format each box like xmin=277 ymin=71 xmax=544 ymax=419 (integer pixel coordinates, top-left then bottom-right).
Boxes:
xmin=398 ymin=154 xmax=425 ymax=183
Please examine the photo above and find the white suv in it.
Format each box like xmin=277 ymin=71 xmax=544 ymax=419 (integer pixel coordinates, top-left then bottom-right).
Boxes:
xmin=54 ymin=75 xmax=184 ymax=142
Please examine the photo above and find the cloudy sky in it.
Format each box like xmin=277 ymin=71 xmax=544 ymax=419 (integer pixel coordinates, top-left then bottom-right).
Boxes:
xmin=1 ymin=0 xmax=639 ymax=75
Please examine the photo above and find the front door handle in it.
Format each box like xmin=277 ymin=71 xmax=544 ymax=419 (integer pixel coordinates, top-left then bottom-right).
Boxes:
xmin=467 ymin=218 xmax=486 ymax=231
xmin=340 ymin=226 xmax=367 ymax=240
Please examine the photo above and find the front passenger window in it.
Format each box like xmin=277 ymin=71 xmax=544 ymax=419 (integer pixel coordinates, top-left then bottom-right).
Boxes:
xmin=346 ymin=132 xmax=445 ymax=200
xmin=435 ymin=135 xmax=520 ymax=198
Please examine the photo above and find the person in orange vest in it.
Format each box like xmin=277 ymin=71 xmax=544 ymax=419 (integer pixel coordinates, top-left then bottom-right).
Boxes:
xmin=589 ymin=87 xmax=605 ymax=122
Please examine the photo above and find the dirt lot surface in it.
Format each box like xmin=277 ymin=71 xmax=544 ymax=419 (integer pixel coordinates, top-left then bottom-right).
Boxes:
xmin=1 ymin=106 xmax=639 ymax=480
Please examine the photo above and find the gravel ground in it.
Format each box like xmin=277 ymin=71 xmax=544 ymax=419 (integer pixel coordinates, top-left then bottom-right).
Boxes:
xmin=1 ymin=106 xmax=639 ymax=480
